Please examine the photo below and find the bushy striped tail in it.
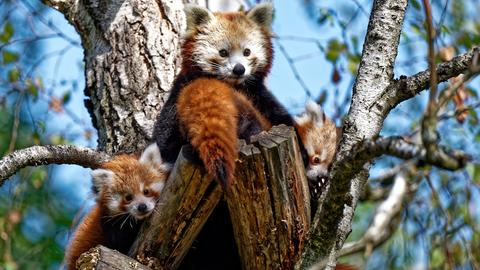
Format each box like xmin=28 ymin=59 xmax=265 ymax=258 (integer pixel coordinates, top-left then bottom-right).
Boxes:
xmin=177 ymin=78 xmax=238 ymax=188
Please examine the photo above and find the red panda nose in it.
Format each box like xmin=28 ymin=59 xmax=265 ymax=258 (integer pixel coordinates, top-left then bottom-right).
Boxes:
xmin=233 ymin=64 xmax=245 ymax=76
xmin=137 ymin=203 xmax=148 ymax=213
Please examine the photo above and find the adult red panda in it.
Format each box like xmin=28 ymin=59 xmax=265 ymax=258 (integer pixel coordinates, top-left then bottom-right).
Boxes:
xmin=65 ymin=144 xmax=170 ymax=270
xmin=153 ymin=3 xmax=301 ymax=188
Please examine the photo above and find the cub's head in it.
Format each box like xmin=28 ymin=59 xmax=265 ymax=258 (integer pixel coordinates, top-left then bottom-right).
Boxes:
xmin=295 ymin=101 xmax=341 ymax=198
xmin=182 ymin=3 xmax=274 ymax=84
xmin=91 ymin=144 xmax=171 ymax=220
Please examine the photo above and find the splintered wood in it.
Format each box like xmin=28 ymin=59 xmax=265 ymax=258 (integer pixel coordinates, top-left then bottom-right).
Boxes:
xmin=227 ymin=125 xmax=310 ymax=270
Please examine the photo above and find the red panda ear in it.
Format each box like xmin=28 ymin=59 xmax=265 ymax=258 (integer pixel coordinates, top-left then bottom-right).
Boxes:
xmin=140 ymin=143 xmax=166 ymax=169
xmin=91 ymin=169 xmax=114 ymax=193
xmin=247 ymin=3 xmax=274 ymax=29
xmin=184 ymin=4 xmax=213 ymax=32
xmin=305 ymin=100 xmax=325 ymax=126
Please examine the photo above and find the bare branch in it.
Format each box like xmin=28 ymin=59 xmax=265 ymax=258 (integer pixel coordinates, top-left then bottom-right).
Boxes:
xmin=0 ymin=145 xmax=110 ymax=185
xmin=384 ymin=46 xmax=480 ymax=110
xmin=361 ymin=136 xmax=469 ymax=170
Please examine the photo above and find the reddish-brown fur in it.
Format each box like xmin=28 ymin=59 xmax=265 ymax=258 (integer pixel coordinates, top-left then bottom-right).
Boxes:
xmin=65 ymin=151 xmax=169 ymax=270
xmin=65 ymin=205 xmax=106 ymax=270
xmin=177 ymin=78 xmax=270 ymax=187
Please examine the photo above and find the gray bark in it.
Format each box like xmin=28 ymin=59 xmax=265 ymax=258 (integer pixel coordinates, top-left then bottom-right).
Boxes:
xmin=43 ymin=0 xmax=186 ymax=154
xmin=0 ymin=145 xmax=109 ymax=185
xmin=300 ymin=0 xmax=409 ymax=268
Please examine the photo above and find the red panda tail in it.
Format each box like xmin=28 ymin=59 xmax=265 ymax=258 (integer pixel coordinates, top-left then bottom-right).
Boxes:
xmin=65 ymin=205 xmax=106 ymax=270
xmin=177 ymin=78 xmax=238 ymax=188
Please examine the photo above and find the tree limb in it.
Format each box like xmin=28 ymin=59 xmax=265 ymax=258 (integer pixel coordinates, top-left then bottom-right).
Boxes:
xmin=383 ymin=46 xmax=480 ymax=111
xmin=0 ymin=145 xmax=109 ymax=185
xmin=361 ymin=136 xmax=469 ymax=170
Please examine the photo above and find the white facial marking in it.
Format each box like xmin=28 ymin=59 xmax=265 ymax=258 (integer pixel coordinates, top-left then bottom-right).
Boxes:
xmin=151 ymin=182 xmax=165 ymax=193
xmin=128 ymin=194 xmax=157 ymax=219
xmin=306 ymin=164 xmax=329 ymax=181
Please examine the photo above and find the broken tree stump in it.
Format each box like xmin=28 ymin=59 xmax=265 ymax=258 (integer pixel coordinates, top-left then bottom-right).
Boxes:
xmin=78 ymin=125 xmax=310 ymax=270
xmin=227 ymin=125 xmax=310 ymax=270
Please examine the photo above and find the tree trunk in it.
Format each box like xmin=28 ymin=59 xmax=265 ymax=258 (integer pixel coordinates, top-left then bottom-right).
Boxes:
xmin=44 ymin=0 xmax=186 ymax=154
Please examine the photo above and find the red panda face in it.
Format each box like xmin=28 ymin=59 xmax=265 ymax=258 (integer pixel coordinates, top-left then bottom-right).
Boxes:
xmin=295 ymin=101 xmax=340 ymax=197
xmin=182 ymin=4 xmax=274 ymax=84
xmin=91 ymin=144 xmax=171 ymax=220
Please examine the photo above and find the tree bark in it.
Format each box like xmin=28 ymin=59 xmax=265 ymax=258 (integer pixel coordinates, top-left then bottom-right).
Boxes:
xmin=77 ymin=245 xmax=152 ymax=270
xmin=300 ymin=0 xmax=409 ymax=268
xmin=129 ymin=126 xmax=310 ymax=270
xmin=43 ymin=0 xmax=186 ymax=154
xmin=227 ymin=125 xmax=310 ymax=270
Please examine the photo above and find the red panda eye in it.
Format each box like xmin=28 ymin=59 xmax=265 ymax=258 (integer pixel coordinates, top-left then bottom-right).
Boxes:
xmin=124 ymin=194 xmax=133 ymax=202
xmin=143 ymin=189 xmax=150 ymax=196
xmin=312 ymin=156 xmax=321 ymax=164
xmin=219 ymin=49 xmax=229 ymax=57
xmin=243 ymin=48 xmax=251 ymax=57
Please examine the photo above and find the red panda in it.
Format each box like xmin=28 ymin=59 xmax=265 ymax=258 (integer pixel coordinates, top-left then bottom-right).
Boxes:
xmin=295 ymin=100 xmax=341 ymax=200
xmin=153 ymin=3 xmax=301 ymax=188
xmin=65 ymin=144 xmax=171 ymax=270
xmin=176 ymin=78 xmax=271 ymax=187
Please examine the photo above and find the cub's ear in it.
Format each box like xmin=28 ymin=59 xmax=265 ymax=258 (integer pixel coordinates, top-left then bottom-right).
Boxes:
xmin=247 ymin=3 xmax=274 ymax=28
xmin=305 ymin=100 xmax=326 ymax=125
xmin=140 ymin=143 xmax=164 ymax=166
xmin=184 ymin=4 xmax=214 ymax=31
xmin=294 ymin=100 xmax=325 ymax=126
xmin=91 ymin=169 xmax=114 ymax=193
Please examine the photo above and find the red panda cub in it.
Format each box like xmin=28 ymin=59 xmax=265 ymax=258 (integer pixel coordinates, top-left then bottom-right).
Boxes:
xmin=65 ymin=144 xmax=170 ymax=270
xmin=295 ymin=101 xmax=341 ymax=200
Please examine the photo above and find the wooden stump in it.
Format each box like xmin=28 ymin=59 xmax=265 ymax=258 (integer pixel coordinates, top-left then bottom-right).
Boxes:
xmin=227 ymin=125 xmax=310 ymax=270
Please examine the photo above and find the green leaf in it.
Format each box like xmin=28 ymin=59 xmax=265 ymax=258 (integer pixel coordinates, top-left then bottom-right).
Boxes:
xmin=8 ymin=68 xmax=20 ymax=82
xmin=325 ymin=39 xmax=346 ymax=63
xmin=0 ymin=22 xmax=14 ymax=43
xmin=410 ymin=0 xmax=421 ymax=10
xmin=26 ymin=80 xmax=39 ymax=99
xmin=3 ymin=50 xmax=19 ymax=64
xmin=431 ymin=248 xmax=444 ymax=268
xmin=62 ymin=91 xmax=71 ymax=104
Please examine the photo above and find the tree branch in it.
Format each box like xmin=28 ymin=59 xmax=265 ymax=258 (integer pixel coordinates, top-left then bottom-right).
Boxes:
xmin=0 ymin=145 xmax=109 ymax=185
xmin=361 ymin=136 xmax=470 ymax=170
xmin=383 ymin=46 xmax=480 ymax=111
